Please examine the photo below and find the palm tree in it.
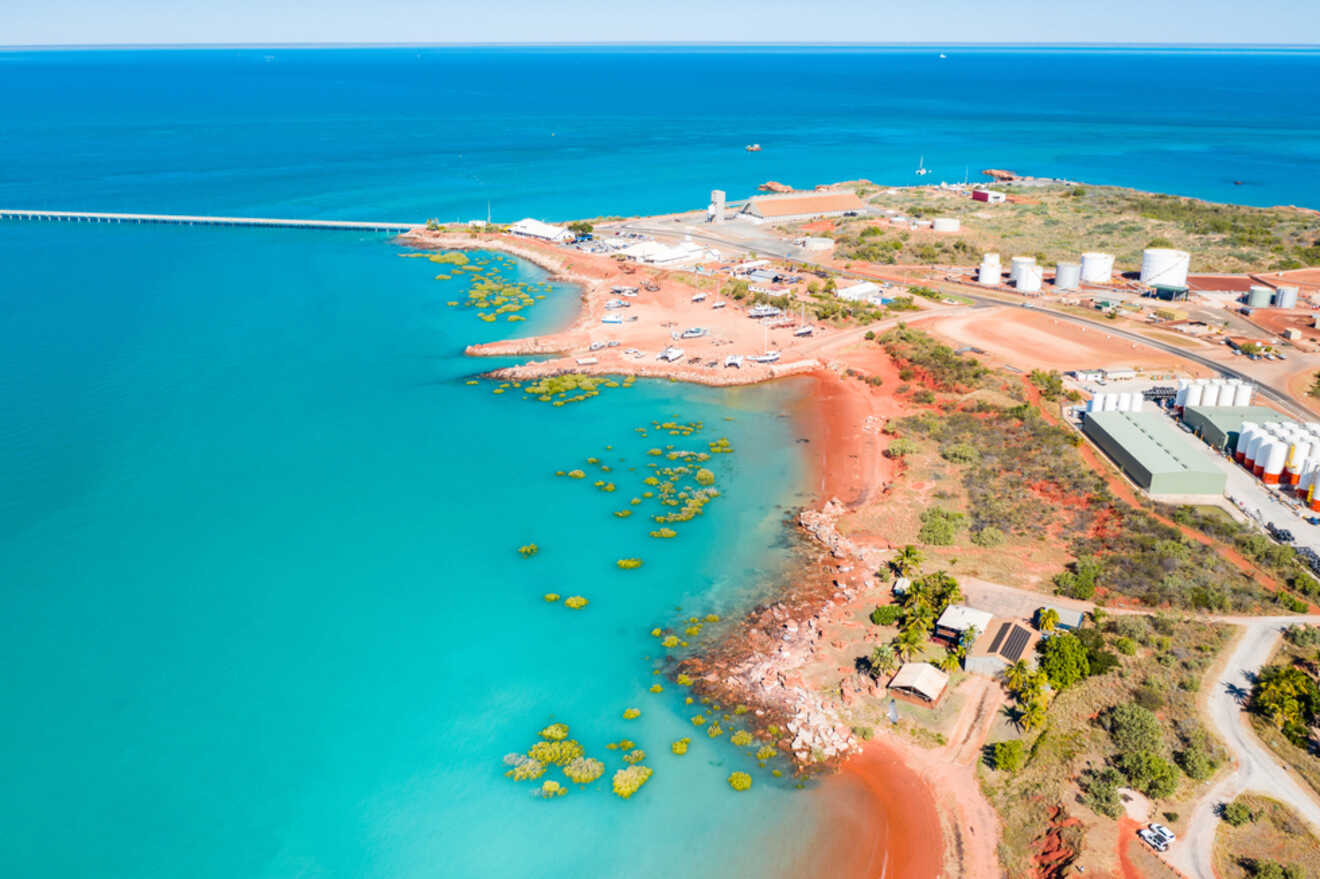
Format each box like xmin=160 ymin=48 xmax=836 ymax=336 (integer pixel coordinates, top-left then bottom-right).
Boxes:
xmin=1005 ymin=660 xmax=1031 ymax=695
xmin=1020 ymin=701 xmax=1047 ymax=732
xmin=893 ymin=629 xmax=924 ymax=662
xmin=1038 ymin=608 xmax=1059 ymax=634
xmin=939 ymin=648 xmax=962 ymax=673
xmin=869 ymin=644 xmax=898 ymax=677
xmin=892 ymin=545 xmax=924 ymax=577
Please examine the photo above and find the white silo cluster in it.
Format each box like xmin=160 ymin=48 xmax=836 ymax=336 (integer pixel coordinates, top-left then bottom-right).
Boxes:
xmin=1010 ymin=256 xmax=1036 ymax=286
xmin=1174 ymin=378 xmax=1254 ymax=413
xmin=978 ymin=253 xmax=1001 ymax=285
xmin=1139 ymin=248 xmax=1191 ymax=288
xmin=1086 ymin=391 xmax=1146 ymax=414
xmin=1237 ymin=421 xmax=1320 ymax=502
xmin=1080 ymin=252 xmax=1115 ymax=284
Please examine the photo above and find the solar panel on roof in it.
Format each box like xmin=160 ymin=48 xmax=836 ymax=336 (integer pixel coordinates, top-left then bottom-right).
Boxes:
xmin=1002 ymin=625 xmax=1031 ymax=662
xmin=987 ymin=622 xmax=1010 ymax=654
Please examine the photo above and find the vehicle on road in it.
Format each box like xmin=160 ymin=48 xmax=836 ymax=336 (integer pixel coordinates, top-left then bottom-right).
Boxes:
xmin=1137 ymin=828 xmax=1168 ymax=852
xmin=1148 ymin=823 xmax=1176 ymax=845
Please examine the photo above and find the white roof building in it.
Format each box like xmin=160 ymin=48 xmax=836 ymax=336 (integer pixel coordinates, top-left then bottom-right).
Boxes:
xmin=836 ymin=281 xmax=882 ymax=302
xmin=618 ymin=240 xmax=718 ymax=266
xmin=935 ymin=604 xmax=994 ymax=635
xmin=888 ymin=662 xmax=949 ymax=703
xmin=510 ymin=218 xmax=572 ymax=243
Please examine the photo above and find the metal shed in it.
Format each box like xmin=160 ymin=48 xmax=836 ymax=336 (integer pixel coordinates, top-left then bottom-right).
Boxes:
xmin=1083 ymin=410 xmax=1227 ymax=495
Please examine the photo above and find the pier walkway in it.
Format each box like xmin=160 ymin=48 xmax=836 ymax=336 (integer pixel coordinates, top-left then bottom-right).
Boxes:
xmin=0 ymin=209 xmax=416 ymax=233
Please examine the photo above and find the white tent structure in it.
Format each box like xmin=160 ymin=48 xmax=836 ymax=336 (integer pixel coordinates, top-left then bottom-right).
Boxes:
xmin=888 ymin=662 xmax=949 ymax=703
xmin=510 ymin=218 xmax=572 ymax=243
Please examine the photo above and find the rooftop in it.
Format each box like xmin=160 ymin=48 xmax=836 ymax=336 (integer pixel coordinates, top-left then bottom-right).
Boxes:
xmin=744 ymin=191 xmax=865 ymax=219
xmin=970 ymin=619 xmax=1039 ymax=663
xmin=1084 ymin=410 xmax=1221 ymax=479
xmin=936 ymin=604 xmax=995 ymax=634
xmin=1182 ymin=405 xmax=1289 ymax=433
xmin=888 ymin=662 xmax=949 ymax=702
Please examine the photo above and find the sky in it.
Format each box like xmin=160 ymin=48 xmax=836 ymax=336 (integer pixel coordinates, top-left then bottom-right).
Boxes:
xmin=3 ymin=0 xmax=1319 ymax=46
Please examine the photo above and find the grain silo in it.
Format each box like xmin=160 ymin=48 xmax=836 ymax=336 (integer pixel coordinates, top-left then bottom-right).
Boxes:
xmin=1080 ymin=252 xmax=1114 ymax=284
xmin=1276 ymin=286 xmax=1300 ymax=308
xmin=1139 ymin=248 xmax=1191 ymax=288
xmin=1055 ymin=262 xmax=1081 ymax=291
xmin=1262 ymin=440 xmax=1289 ymax=484
xmin=1235 ymin=423 xmax=1257 ymax=463
xmin=1288 ymin=441 xmax=1313 ymax=484
xmin=1174 ymin=379 xmax=1191 ymax=412
xmin=1010 ymin=256 xmax=1036 ymax=285
xmin=1201 ymin=381 xmax=1221 ymax=408
xmin=1247 ymin=286 xmax=1275 ymax=308
xmin=1018 ymin=264 xmax=1043 ymax=292
xmin=1233 ymin=383 xmax=1254 ymax=407
xmin=1185 ymin=381 xmax=1205 ymax=409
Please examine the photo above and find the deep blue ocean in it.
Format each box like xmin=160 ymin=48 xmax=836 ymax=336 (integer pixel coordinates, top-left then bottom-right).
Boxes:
xmin=1 ymin=46 xmax=1318 ymax=879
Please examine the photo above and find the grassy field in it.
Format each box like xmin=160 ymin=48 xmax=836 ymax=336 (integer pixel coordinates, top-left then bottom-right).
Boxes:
xmin=1213 ymin=794 xmax=1320 ymax=879
xmin=798 ymin=183 xmax=1320 ymax=273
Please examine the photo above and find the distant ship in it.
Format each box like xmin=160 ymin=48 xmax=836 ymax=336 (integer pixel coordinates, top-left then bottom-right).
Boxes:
xmin=939 ymin=53 xmax=947 ymax=59
xmin=915 ymin=155 xmax=931 ymax=177
xmin=745 ymin=144 xmax=762 ymax=152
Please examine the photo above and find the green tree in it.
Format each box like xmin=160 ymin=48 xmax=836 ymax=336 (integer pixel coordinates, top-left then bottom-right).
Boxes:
xmin=892 ymin=545 xmax=925 ymax=577
xmin=887 ymin=437 xmax=917 ymax=458
xmin=1252 ymin=664 xmax=1320 ymax=746
xmin=918 ymin=507 xmax=964 ymax=546
xmin=1039 ymin=632 xmax=1090 ymax=689
xmin=939 ymin=647 xmax=962 ymax=673
xmin=1309 ymin=372 xmax=1320 ymax=400
xmin=1005 ymin=660 xmax=1031 ymax=695
xmin=893 ymin=628 xmax=924 ymax=661
xmin=1102 ymin=703 xmax=1164 ymax=755
xmin=869 ymin=604 xmax=902 ymax=626
xmin=1221 ymin=799 xmax=1254 ymax=826
xmin=991 ymin=740 xmax=1026 ymax=772
xmin=1038 ymin=608 xmax=1060 ymax=634
xmin=567 ymin=221 xmax=594 ymax=235
xmin=867 ymin=644 xmax=898 ymax=678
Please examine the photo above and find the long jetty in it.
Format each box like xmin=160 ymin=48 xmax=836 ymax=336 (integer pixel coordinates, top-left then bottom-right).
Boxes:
xmin=0 ymin=209 xmax=416 ymax=233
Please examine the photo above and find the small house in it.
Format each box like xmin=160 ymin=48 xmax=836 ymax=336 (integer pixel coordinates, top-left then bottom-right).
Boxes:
xmin=934 ymin=604 xmax=994 ymax=644
xmin=965 ymin=619 xmax=1040 ymax=677
xmin=888 ymin=662 xmax=949 ymax=705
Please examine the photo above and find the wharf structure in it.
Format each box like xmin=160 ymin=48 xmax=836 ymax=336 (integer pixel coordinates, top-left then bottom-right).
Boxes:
xmin=0 ymin=209 xmax=415 ymax=233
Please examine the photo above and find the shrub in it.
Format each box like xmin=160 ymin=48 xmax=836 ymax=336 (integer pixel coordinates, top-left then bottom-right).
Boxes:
xmin=918 ymin=507 xmax=964 ymax=545
xmin=1177 ymin=745 xmax=1215 ymax=780
xmin=611 ymin=765 xmax=653 ymax=799
xmin=1039 ymin=633 xmax=1090 ymax=688
xmin=1115 ymin=637 xmax=1137 ymax=656
xmin=564 ymin=595 xmax=589 ymax=609
xmin=971 ymin=527 xmax=1005 ymax=548
xmin=1284 ymin=624 xmax=1320 ymax=648
xmin=991 ymin=740 xmax=1026 ymax=772
xmin=942 ymin=442 xmax=980 ymax=464
xmin=869 ymin=605 xmax=903 ymax=626
xmin=887 ymin=437 xmax=917 ymax=458
xmin=1102 ymin=703 xmax=1163 ymax=754
xmin=1081 ymin=768 xmax=1122 ymax=817
xmin=1221 ymin=799 xmax=1254 ymax=826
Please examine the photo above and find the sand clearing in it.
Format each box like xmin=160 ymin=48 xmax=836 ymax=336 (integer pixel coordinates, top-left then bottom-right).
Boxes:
xmin=925 ymin=306 xmax=1209 ymax=374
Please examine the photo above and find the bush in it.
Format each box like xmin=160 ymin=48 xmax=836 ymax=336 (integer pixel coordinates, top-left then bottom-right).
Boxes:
xmin=1117 ymin=750 xmax=1180 ymax=798
xmin=942 ymin=442 xmax=980 ymax=464
xmin=918 ymin=507 xmax=965 ymax=546
xmin=1115 ymin=637 xmax=1137 ymax=656
xmin=1102 ymin=703 xmax=1163 ymax=755
xmin=1284 ymin=624 xmax=1320 ymax=647
xmin=1039 ymin=633 xmax=1090 ymax=688
xmin=991 ymin=740 xmax=1026 ymax=772
xmin=728 ymin=771 xmax=752 ymax=791
xmin=1081 ymin=768 xmax=1122 ymax=817
xmin=1177 ymin=745 xmax=1215 ymax=780
xmin=869 ymin=605 xmax=903 ymax=626
xmin=1222 ymin=799 xmax=1254 ymax=826
xmin=971 ymin=527 xmax=1005 ymax=547
xmin=887 ymin=437 xmax=917 ymax=458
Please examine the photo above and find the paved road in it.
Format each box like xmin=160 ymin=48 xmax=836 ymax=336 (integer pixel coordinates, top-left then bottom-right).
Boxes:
xmin=1170 ymin=620 xmax=1320 ymax=879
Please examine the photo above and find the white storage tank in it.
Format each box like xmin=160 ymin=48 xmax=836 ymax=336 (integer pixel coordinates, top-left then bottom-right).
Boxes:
xmin=1263 ymin=441 xmax=1289 ymax=484
xmin=1017 ymin=264 xmax=1043 ymax=292
xmin=1140 ymin=248 xmax=1191 ymax=288
xmin=1245 ymin=431 xmax=1268 ymax=468
xmin=1201 ymin=381 xmax=1221 ymax=407
xmin=1288 ymin=441 xmax=1312 ymax=484
xmin=1010 ymin=256 xmax=1036 ymax=285
xmin=932 ymin=217 xmax=961 ymax=233
xmin=1087 ymin=392 xmax=1106 ymax=412
xmin=1233 ymin=383 xmax=1254 ymax=407
xmin=1080 ymin=252 xmax=1115 ymax=284
xmin=1276 ymin=286 xmax=1300 ymax=309
xmin=1116 ymin=391 xmax=1133 ymax=412
xmin=1174 ymin=379 xmax=1191 ymax=410
xmin=1055 ymin=262 xmax=1081 ymax=291
xmin=1236 ymin=424 xmax=1257 ymax=463
xmin=978 ymin=261 xmax=1001 ymax=285
xmin=1247 ymin=286 xmax=1274 ymax=308
xmin=1102 ymin=393 xmax=1120 ymax=412
xmin=1185 ymin=381 xmax=1205 ymax=408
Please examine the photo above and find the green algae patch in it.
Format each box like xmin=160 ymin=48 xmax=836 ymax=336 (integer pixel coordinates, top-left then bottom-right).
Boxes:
xmin=529 ymin=739 xmax=584 ymax=767
xmin=649 ymin=527 xmax=678 ymax=539
xmin=728 ymin=771 xmax=752 ymax=792
xmin=543 ymin=593 xmax=561 ymax=603
xmin=661 ymin=635 xmax=680 ymax=649
xmin=537 ymin=779 xmax=566 ymax=798
xmin=730 ymin=730 xmax=754 ymax=747
xmin=611 ymin=765 xmax=653 ymax=800
xmin=648 ymin=683 xmax=663 ymax=693
xmin=616 ymin=558 xmax=643 ymax=570
xmin=622 ymin=748 xmax=646 ymax=765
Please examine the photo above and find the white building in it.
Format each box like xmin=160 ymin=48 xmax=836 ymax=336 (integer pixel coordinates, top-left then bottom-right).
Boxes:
xmin=510 ymin=218 xmax=572 ymax=243
xmin=836 ymin=281 xmax=882 ymax=302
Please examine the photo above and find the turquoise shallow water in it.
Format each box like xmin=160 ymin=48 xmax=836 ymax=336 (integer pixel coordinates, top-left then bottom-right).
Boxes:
xmin=0 ymin=222 xmax=831 ymax=877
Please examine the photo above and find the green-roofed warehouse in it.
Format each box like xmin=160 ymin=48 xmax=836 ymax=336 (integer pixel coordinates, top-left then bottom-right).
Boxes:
xmin=1083 ymin=410 xmax=1227 ymax=496
xmin=1181 ymin=405 xmax=1289 ymax=453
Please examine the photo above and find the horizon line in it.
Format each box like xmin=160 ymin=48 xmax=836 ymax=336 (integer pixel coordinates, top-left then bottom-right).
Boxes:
xmin=3 ymin=40 xmax=1320 ymax=51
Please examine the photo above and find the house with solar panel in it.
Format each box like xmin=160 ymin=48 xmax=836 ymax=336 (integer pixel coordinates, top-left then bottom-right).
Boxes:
xmin=965 ymin=619 xmax=1041 ymax=677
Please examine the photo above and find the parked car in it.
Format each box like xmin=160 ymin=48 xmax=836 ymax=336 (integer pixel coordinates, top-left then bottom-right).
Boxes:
xmin=1137 ymin=828 xmax=1168 ymax=852
xmin=1148 ymin=823 xmax=1176 ymax=845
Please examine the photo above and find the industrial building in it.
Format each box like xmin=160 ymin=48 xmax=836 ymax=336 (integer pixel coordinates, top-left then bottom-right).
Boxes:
xmin=739 ymin=191 xmax=865 ymax=221
xmin=1181 ymin=405 xmax=1281 ymax=452
xmin=1082 ymin=410 xmax=1227 ymax=495
xmin=510 ymin=218 xmax=572 ymax=242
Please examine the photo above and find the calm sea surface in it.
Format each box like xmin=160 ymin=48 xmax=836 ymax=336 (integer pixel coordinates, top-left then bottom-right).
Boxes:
xmin=2 ymin=46 xmax=1317 ymax=878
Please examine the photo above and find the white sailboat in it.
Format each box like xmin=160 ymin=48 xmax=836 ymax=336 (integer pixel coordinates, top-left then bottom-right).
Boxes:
xmin=915 ymin=155 xmax=931 ymax=177
xmin=751 ymin=322 xmax=780 ymax=363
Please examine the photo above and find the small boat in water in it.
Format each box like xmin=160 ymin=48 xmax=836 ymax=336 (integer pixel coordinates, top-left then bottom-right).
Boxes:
xmin=915 ymin=155 xmax=931 ymax=177
xmin=745 ymin=144 xmax=762 ymax=152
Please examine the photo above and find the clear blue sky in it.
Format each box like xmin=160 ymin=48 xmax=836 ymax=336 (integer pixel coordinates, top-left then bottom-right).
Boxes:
xmin=5 ymin=0 xmax=1319 ymax=46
